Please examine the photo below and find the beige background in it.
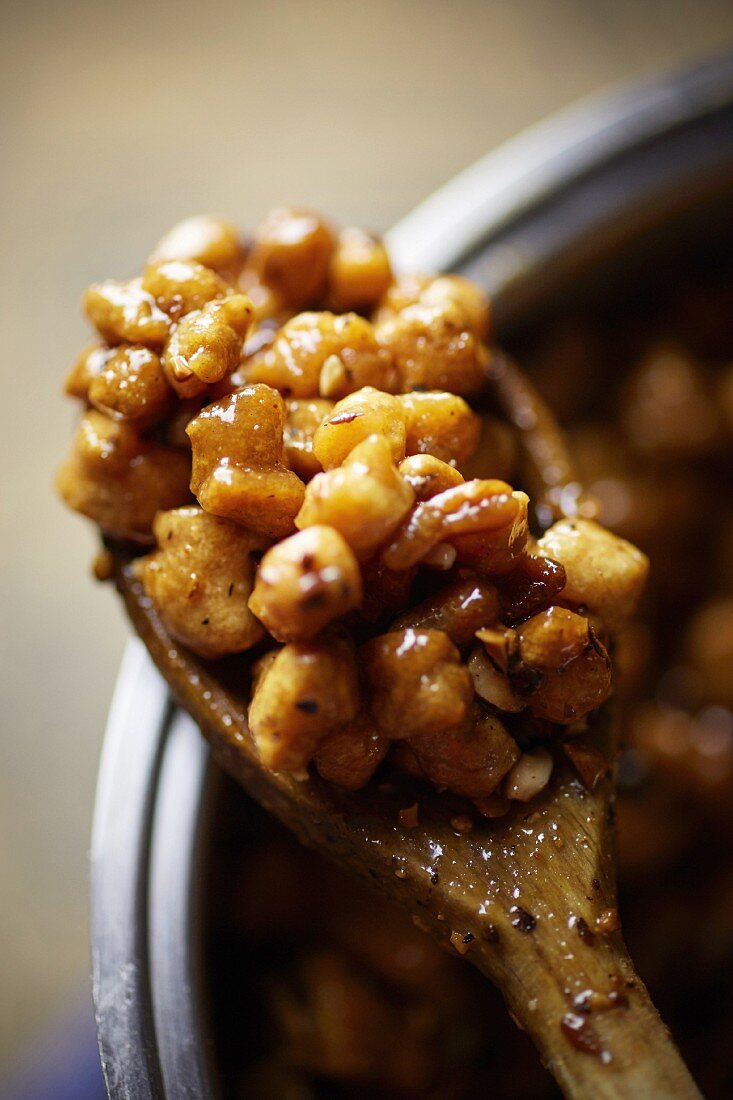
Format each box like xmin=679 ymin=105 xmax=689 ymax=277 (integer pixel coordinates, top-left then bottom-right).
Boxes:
xmin=2 ymin=0 xmax=733 ymax=1073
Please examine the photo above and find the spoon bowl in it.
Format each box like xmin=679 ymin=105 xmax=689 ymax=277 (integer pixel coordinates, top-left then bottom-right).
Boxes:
xmin=107 ymin=353 xmax=700 ymax=1099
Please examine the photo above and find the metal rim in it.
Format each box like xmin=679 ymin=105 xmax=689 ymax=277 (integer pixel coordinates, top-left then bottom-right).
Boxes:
xmin=91 ymin=50 xmax=733 ymax=1100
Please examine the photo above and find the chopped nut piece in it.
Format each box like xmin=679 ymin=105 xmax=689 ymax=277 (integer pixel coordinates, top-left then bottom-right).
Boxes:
xmin=56 ymin=411 xmax=190 ymax=542
xmin=313 ymin=387 xmax=407 ymax=469
xmin=248 ymin=207 xmax=335 ymax=309
xmin=83 ymin=277 xmax=171 ymax=348
xmin=411 ymin=707 xmax=519 ymax=798
xmin=397 ymin=454 xmax=464 ymax=500
xmin=362 ymin=628 xmax=473 ymax=739
xmin=313 ymin=710 xmax=388 ymax=790
xmin=383 ymin=479 xmax=528 ymax=572
xmin=162 ymin=294 xmax=253 ymax=397
xmin=247 ymin=311 xmax=397 ymax=398
xmin=149 ymin=215 xmax=244 ymax=275
xmin=249 ymin=526 xmax=362 ymax=641
xmin=136 ymin=507 xmax=264 ymax=658
xmin=249 ymin=633 xmax=359 ymax=771
xmin=468 ymin=645 xmax=525 ymax=712
xmin=327 ymin=227 xmax=393 ymax=312
xmin=88 ymin=345 xmax=170 ymax=428
xmin=296 ymin=435 xmax=414 ymax=558
xmin=536 ymin=517 xmax=649 ymax=629
xmin=504 ymin=749 xmax=554 ymax=801
xmin=398 ymin=391 xmax=481 ymax=466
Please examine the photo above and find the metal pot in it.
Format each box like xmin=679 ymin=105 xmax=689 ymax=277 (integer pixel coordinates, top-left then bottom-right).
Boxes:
xmin=91 ymin=51 xmax=733 ymax=1099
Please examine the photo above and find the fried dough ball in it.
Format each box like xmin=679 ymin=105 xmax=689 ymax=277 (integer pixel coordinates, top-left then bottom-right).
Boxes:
xmin=64 ymin=343 xmax=114 ymax=399
xmin=187 ymin=385 xmax=305 ymax=539
xmin=382 ymin=479 xmax=528 ymax=572
xmin=162 ymin=294 xmax=253 ymax=397
xmin=373 ymin=273 xmax=431 ymax=321
xmin=248 ymin=207 xmax=335 ymax=309
xmin=390 ymin=577 xmax=500 ymax=648
xmin=246 ymin=311 xmax=397 ymax=399
xmin=398 ymin=391 xmax=481 ymax=466
xmin=249 ymin=526 xmax=362 ymax=642
xmin=375 ymin=300 xmax=487 ymax=395
xmin=283 ymin=397 xmax=333 ymax=480
xmin=136 ymin=507 xmax=264 ymax=659
xmin=397 ymin=454 xmax=464 ymax=500
xmin=83 ymin=277 xmax=171 ymax=349
xmin=56 ymin=411 xmax=190 ymax=542
xmin=313 ymin=387 xmax=407 ymax=469
xmin=87 ymin=345 xmax=171 ymax=428
xmin=374 ymin=273 xmax=489 ymax=341
xmin=536 ymin=517 xmax=649 ymax=629
xmin=516 ymin=606 xmax=612 ymax=723
xmin=361 ymin=628 xmax=473 ymax=739
xmin=148 ymin=215 xmax=244 ymax=276
xmin=248 ymin=632 xmax=359 ymax=771
xmin=313 ymin=710 xmax=388 ymax=790
xmin=141 ymin=259 xmax=229 ymax=320
xmin=327 ymin=228 xmax=393 ymax=312
xmin=296 ymin=435 xmax=414 ymax=558
xmin=410 ymin=706 xmax=518 ymax=798
xmin=419 ymin=275 xmax=491 ymax=341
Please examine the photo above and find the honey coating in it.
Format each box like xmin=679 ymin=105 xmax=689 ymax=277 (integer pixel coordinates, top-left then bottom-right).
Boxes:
xmin=136 ymin=507 xmax=264 ymax=659
xmin=59 ymin=205 xmax=648 ymax=813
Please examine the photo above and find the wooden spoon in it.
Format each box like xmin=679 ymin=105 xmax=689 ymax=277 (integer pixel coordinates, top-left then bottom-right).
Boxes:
xmin=108 ymin=354 xmax=701 ymax=1099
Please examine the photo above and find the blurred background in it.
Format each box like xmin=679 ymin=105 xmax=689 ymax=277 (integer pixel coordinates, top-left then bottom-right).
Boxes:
xmin=3 ymin=0 xmax=733 ymax=1089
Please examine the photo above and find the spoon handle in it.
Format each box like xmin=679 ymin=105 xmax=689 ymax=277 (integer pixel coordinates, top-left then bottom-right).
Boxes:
xmin=475 ymin=933 xmax=702 ymax=1099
